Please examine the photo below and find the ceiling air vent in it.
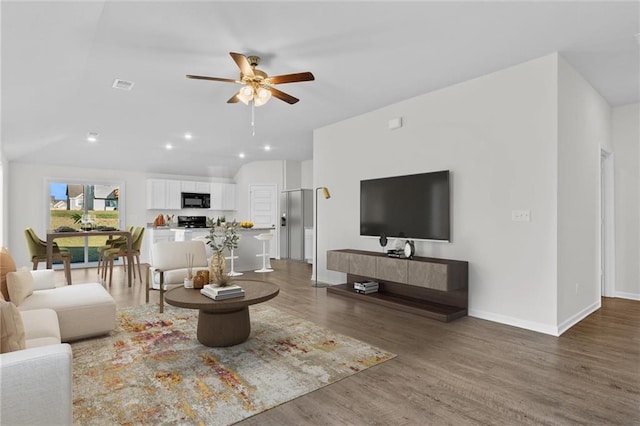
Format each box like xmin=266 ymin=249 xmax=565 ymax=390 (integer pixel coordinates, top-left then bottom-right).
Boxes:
xmin=112 ymin=79 xmax=134 ymax=91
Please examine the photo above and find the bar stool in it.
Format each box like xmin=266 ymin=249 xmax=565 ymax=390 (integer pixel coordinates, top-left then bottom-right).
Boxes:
xmin=254 ymin=233 xmax=273 ymax=273
xmin=226 ymin=247 xmax=243 ymax=277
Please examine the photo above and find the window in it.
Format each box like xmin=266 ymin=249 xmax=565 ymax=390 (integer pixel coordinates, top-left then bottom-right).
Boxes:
xmin=48 ymin=180 xmax=124 ymax=266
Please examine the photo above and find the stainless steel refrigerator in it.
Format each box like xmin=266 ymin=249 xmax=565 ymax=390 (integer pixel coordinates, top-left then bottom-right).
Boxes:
xmin=280 ymin=189 xmax=313 ymax=261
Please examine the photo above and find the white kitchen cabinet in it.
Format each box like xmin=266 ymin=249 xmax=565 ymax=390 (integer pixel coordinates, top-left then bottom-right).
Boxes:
xmin=210 ymin=183 xmax=236 ymax=211
xmin=210 ymin=183 xmax=223 ymax=210
xmin=146 ymin=179 xmax=181 ymax=210
xmin=181 ymin=181 xmax=211 ymax=194
xmin=147 ymin=179 xmax=167 ymax=209
xmin=166 ymin=180 xmax=181 ymax=209
xmin=181 ymin=181 xmax=196 ymax=192
xmin=221 ymin=183 xmax=236 ymax=210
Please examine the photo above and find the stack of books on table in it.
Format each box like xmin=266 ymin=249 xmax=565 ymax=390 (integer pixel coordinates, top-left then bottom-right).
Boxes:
xmin=354 ymin=281 xmax=379 ymax=294
xmin=200 ymin=284 xmax=245 ymax=300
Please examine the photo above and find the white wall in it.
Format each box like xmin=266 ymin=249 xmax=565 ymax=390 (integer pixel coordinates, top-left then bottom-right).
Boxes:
xmin=556 ymin=57 xmax=611 ymax=331
xmin=315 ymin=54 xmax=561 ymax=334
xmin=283 ymin=160 xmax=302 ymax=191
xmin=301 ymin=160 xmax=313 ymax=189
xmin=612 ymin=103 xmax=640 ymax=299
xmin=0 ymin=153 xmax=7 ymax=247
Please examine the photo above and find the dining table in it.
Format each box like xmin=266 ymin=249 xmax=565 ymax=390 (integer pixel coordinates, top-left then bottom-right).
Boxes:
xmin=46 ymin=229 xmax=134 ymax=286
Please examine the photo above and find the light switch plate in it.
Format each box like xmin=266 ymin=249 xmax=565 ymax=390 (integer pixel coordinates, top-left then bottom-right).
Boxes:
xmin=512 ymin=210 xmax=531 ymax=222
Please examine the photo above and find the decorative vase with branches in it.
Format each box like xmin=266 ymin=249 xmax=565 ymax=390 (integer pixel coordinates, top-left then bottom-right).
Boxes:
xmin=205 ymin=220 xmax=239 ymax=286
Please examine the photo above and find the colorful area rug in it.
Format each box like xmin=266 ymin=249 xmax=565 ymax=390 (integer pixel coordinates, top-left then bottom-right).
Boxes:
xmin=71 ymin=303 xmax=396 ymax=425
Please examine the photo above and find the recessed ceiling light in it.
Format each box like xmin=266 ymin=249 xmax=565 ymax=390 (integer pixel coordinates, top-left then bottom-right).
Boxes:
xmin=239 ymin=153 xmax=245 ymax=159
xmin=264 ymin=145 xmax=271 ymax=151
xmin=184 ymin=133 xmax=192 ymax=140
xmin=86 ymin=132 xmax=98 ymax=142
xmin=165 ymin=143 xmax=173 ymax=150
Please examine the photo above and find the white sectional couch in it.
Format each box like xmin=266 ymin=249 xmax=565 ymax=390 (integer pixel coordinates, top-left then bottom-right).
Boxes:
xmin=10 ymin=269 xmax=116 ymax=342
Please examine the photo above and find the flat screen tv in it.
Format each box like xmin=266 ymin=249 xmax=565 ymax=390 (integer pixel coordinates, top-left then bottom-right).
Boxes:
xmin=360 ymin=170 xmax=450 ymax=241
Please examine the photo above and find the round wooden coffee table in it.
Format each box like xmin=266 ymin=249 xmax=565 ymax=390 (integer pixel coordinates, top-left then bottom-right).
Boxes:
xmin=164 ymin=280 xmax=279 ymax=347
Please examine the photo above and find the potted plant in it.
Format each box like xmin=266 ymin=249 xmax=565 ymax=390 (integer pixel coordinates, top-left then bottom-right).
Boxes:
xmin=205 ymin=220 xmax=239 ymax=286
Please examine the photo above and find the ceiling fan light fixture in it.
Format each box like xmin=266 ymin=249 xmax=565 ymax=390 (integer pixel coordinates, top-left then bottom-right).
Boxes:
xmin=187 ymin=52 xmax=314 ymax=108
xmin=237 ymin=85 xmax=254 ymax=105
xmin=254 ymin=87 xmax=272 ymax=107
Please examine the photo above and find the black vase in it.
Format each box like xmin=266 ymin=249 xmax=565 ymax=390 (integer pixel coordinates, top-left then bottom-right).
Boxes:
xmin=379 ymin=233 xmax=388 ymax=250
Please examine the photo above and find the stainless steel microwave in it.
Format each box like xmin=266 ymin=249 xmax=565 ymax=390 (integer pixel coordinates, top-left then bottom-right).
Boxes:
xmin=181 ymin=192 xmax=210 ymax=209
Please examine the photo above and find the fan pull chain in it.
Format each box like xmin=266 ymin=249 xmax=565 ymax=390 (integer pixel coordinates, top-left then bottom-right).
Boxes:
xmin=251 ymin=101 xmax=256 ymax=136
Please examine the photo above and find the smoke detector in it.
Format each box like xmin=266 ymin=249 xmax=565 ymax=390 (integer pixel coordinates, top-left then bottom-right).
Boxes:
xmin=112 ymin=79 xmax=134 ymax=91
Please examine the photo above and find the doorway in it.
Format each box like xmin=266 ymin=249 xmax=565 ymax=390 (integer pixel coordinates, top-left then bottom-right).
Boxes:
xmin=600 ymin=149 xmax=615 ymax=297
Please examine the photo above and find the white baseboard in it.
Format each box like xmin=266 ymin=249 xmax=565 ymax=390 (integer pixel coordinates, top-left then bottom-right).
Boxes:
xmin=614 ymin=291 xmax=640 ymax=301
xmin=470 ymin=300 xmax=602 ymax=337
xmin=468 ymin=309 xmax=560 ymax=336
xmin=557 ymin=300 xmax=601 ymax=336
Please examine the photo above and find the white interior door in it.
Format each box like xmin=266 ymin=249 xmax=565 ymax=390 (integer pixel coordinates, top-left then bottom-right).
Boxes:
xmin=249 ymin=184 xmax=278 ymax=258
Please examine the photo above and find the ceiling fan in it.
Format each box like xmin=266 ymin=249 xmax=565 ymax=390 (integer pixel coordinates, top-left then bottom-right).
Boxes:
xmin=186 ymin=52 xmax=315 ymax=106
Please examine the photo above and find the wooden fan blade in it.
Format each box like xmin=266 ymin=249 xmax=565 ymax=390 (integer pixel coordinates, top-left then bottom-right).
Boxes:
xmin=268 ymin=72 xmax=315 ymax=85
xmin=269 ymin=87 xmax=299 ymax=104
xmin=186 ymin=75 xmax=238 ymax=83
xmin=230 ymin=52 xmax=254 ymax=77
xmin=227 ymin=93 xmax=240 ymax=103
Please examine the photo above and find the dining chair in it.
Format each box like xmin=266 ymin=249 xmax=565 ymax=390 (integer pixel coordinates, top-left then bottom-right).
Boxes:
xmin=24 ymin=227 xmax=72 ymax=285
xmin=96 ymin=225 xmax=133 ymax=277
xmin=103 ymin=227 xmax=145 ymax=286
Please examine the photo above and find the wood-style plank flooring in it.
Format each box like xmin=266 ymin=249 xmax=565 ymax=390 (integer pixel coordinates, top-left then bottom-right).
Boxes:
xmin=64 ymin=260 xmax=640 ymax=425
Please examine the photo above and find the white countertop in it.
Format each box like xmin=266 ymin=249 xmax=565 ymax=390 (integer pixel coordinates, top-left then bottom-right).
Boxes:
xmin=150 ymin=227 xmax=274 ymax=232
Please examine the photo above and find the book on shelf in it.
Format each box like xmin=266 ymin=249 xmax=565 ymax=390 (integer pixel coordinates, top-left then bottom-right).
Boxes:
xmin=354 ymin=281 xmax=379 ymax=290
xmin=353 ymin=281 xmax=379 ymax=288
xmin=355 ymin=288 xmax=379 ymax=294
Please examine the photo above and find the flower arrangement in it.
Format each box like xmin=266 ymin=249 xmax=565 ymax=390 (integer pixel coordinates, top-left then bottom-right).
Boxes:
xmin=205 ymin=219 xmax=239 ymax=287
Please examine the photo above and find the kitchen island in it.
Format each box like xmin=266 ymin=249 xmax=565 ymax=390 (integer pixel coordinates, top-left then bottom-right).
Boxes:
xmin=146 ymin=226 xmax=275 ymax=274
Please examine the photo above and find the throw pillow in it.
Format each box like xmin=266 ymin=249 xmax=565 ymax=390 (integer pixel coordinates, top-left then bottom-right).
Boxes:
xmin=0 ymin=300 xmax=26 ymax=353
xmin=0 ymin=247 xmax=17 ymax=301
xmin=6 ymin=270 xmax=35 ymax=307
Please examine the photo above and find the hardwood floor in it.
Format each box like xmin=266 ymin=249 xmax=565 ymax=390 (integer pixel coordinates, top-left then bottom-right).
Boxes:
xmin=65 ymin=260 xmax=640 ymax=425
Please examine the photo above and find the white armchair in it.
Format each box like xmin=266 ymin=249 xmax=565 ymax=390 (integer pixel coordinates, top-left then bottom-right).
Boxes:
xmin=1 ymin=306 xmax=72 ymax=425
xmin=1 ymin=344 xmax=73 ymax=425
xmin=146 ymin=240 xmax=209 ymax=312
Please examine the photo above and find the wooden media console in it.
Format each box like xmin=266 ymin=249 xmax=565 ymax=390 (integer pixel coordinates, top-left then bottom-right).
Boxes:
xmin=326 ymin=249 xmax=468 ymax=322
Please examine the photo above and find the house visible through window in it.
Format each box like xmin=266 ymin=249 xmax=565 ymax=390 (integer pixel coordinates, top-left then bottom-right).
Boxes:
xmin=49 ymin=181 xmax=122 ymax=265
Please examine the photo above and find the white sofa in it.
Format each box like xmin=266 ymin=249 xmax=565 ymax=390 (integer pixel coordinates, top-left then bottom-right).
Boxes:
xmin=1 ymin=306 xmax=73 ymax=425
xmin=146 ymin=240 xmax=209 ymax=312
xmin=11 ymin=269 xmax=116 ymax=342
